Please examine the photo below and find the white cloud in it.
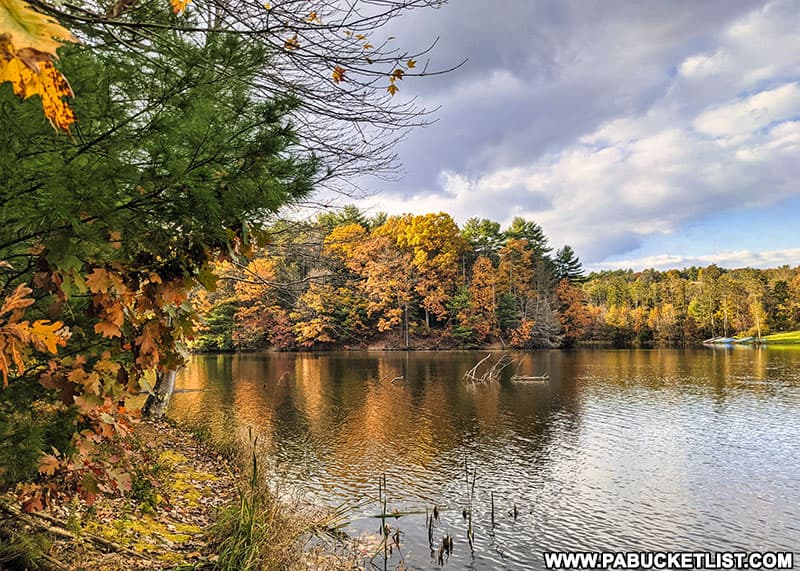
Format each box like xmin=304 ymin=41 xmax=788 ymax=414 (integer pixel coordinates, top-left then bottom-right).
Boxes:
xmin=589 ymin=249 xmax=800 ymax=272
xmin=353 ymin=1 xmax=800 ymax=268
xmin=678 ymin=0 xmax=800 ymax=92
xmin=693 ymin=83 xmax=800 ymax=137
xmin=366 ymin=77 xmax=800 ymax=263
xmin=679 ymin=51 xmax=731 ymax=79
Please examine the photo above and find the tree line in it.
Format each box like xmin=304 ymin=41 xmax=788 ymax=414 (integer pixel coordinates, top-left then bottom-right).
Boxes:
xmin=195 ymin=207 xmax=800 ymax=352
xmin=583 ymin=265 xmax=800 ymax=345
xmin=194 ymin=207 xmax=589 ymax=351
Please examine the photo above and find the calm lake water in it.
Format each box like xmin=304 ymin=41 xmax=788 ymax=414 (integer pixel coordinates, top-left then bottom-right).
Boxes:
xmin=169 ymin=349 xmax=800 ymax=569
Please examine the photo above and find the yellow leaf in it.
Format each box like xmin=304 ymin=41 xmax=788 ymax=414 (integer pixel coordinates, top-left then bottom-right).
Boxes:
xmin=406 ymin=59 xmax=416 ymax=69
xmin=263 ymin=2 xmax=270 ymax=8
xmin=387 ymin=83 xmax=399 ymax=96
xmin=170 ymin=0 xmax=190 ymax=14
xmin=355 ymin=34 xmax=366 ymax=41
xmin=30 ymin=320 xmax=66 ymax=353
xmin=0 ymin=46 xmax=75 ymax=131
xmin=0 ymin=0 xmax=77 ymax=131
xmin=332 ymin=65 xmax=345 ymax=84
xmin=391 ymin=68 xmax=404 ymax=80
xmin=0 ymin=0 xmax=76 ymax=55
xmin=306 ymin=11 xmax=320 ymax=23
xmin=363 ymin=43 xmax=373 ymax=50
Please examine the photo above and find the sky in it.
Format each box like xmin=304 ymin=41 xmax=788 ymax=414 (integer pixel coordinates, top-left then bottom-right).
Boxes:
xmin=345 ymin=0 xmax=800 ymax=272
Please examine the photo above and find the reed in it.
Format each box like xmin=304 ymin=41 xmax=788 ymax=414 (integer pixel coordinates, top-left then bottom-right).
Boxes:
xmin=210 ymin=434 xmax=307 ymax=571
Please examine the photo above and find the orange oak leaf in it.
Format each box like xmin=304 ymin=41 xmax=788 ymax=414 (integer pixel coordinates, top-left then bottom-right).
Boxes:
xmin=94 ymin=320 xmax=122 ymax=338
xmin=85 ymin=268 xmax=111 ymax=293
xmin=0 ymin=283 xmax=34 ymax=316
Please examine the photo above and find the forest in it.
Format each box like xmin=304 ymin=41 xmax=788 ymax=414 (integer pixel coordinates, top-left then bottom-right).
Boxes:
xmin=192 ymin=206 xmax=800 ymax=352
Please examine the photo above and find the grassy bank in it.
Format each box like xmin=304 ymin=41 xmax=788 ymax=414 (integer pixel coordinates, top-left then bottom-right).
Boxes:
xmin=0 ymin=419 xmax=341 ymax=571
xmin=763 ymin=330 xmax=800 ymax=345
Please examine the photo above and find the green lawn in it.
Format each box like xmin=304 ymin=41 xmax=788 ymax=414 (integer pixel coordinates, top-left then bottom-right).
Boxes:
xmin=763 ymin=331 xmax=800 ymax=345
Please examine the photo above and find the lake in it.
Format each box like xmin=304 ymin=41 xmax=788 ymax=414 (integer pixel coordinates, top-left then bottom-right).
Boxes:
xmin=168 ymin=348 xmax=800 ymax=569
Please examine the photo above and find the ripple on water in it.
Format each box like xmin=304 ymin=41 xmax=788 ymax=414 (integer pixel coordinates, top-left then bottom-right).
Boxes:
xmin=170 ymin=349 xmax=800 ymax=569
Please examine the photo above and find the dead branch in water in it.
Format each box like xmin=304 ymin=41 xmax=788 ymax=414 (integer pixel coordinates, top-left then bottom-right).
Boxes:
xmin=463 ymin=353 xmax=517 ymax=384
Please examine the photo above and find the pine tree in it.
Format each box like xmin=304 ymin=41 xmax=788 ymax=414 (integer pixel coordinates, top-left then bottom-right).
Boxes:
xmin=554 ymin=245 xmax=586 ymax=283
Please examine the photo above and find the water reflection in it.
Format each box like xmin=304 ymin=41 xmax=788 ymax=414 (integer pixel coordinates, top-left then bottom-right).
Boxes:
xmin=170 ymin=349 xmax=800 ymax=569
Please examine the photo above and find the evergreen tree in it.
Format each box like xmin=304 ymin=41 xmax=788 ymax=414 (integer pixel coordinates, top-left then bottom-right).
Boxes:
xmin=504 ymin=217 xmax=552 ymax=256
xmin=554 ymin=245 xmax=586 ymax=283
xmin=461 ymin=218 xmax=504 ymax=259
xmin=0 ymin=23 xmax=315 ymax=482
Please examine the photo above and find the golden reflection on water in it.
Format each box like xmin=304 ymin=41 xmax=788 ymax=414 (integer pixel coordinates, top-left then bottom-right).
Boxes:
xmin=171 ymin=348 xmax=799 ymax=449
xmin=169 ymin=348 xmax=800 ymax=564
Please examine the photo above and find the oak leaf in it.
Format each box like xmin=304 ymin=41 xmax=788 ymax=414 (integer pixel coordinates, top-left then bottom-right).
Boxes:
xmin=0 ymin=0 xmax=77 ymax=131
xmin=30 ymin=319 xmax=66 ymax=353
xmin=0 ymin=283 xmax=33 ymax=316
xmin=85 ymin=268 xmax=111 ymax=293
xmin=94 ymin=319 xmax=122 ymax=338
xmin=38 ymin=453 xmax=60 ymax=476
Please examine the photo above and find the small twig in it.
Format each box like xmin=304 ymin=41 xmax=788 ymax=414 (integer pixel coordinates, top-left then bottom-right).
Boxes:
xmin=0 ymin=501 xmax=149 ymax=560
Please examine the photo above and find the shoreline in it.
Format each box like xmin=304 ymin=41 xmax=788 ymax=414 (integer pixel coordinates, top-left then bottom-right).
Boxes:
xmin=0 ymin=418 xmax=342 ymax=571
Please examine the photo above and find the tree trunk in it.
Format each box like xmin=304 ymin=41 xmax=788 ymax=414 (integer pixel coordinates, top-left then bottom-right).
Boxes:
xmin=404 ymin=303 xmax=410 ymax=349
xmin=142 ymin=369 xmax=178 ymax=418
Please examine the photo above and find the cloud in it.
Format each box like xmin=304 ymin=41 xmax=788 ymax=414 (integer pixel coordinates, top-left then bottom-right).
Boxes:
xmin=356 ymin=0 xmax=800 ymax=266
xmin=589 ymin=249 xmax=800 ymax=272
xmin=693 ymin=83 xmax=800 ymax=137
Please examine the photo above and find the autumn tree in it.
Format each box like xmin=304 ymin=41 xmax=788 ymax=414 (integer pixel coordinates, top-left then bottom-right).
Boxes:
xmin=0 ymin=23 xmax=316 ymax=500
xmin=449 ymin=256 xmax=498 ymax=346
xmin=555 ymin=279 xmax=590 ymax=347
xmin=347 ymin=232 xmax=416 ymax=346
xmin=377 ymin=213 xmax=465 ymax=329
